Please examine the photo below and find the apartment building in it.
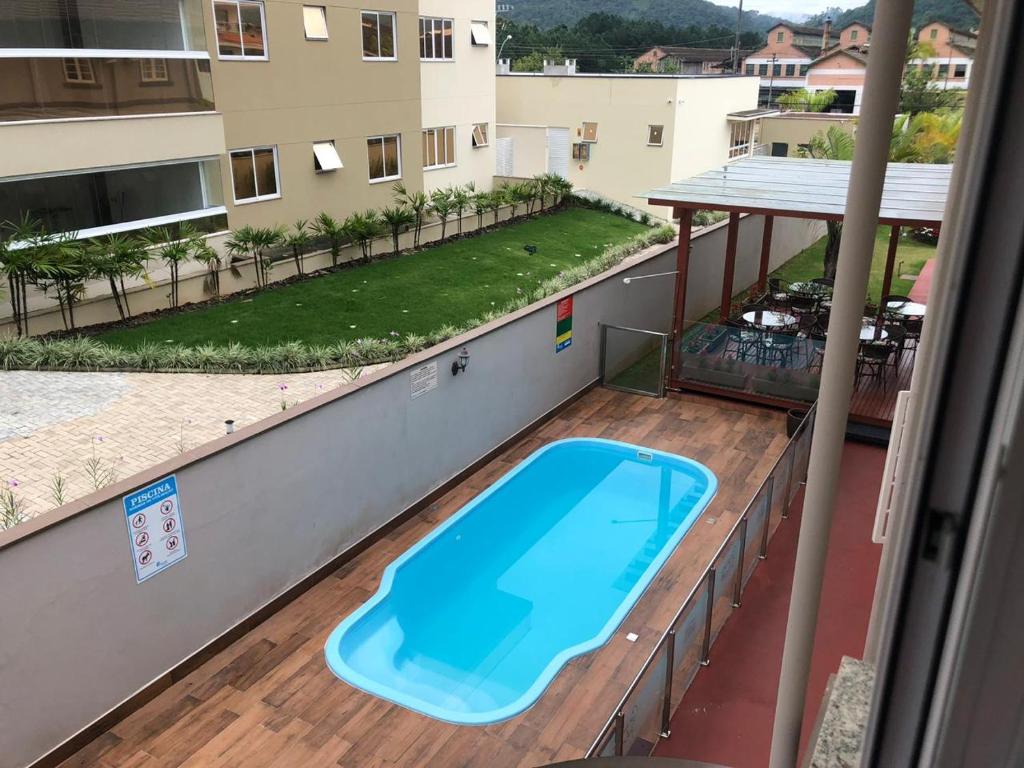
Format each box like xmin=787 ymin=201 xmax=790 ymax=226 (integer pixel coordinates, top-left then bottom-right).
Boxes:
xmin=913 ymin=20 xmax=976 ymax=89
xmin=632 ymin=46 xmax=736 ymax=74
xmin=743 ymin=22 xmax=839 ymax=101
xmin=495 ymin=63 xmax=763 ymax=220
xmin=0 ymin=0 xmax=496 ymax=239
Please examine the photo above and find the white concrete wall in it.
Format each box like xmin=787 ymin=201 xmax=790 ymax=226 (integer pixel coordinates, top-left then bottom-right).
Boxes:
xmin=418 ymin=0 xmax=496 ymax=194
xmin=670 ymin=78 xmax=761 ymax=181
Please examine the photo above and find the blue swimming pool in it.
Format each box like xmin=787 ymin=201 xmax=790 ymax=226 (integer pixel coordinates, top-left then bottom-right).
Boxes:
xmin=324 ymin=438 xmax=717 ymax=724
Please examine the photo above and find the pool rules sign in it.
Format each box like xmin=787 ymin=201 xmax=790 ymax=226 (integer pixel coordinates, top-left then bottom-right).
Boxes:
xmin=555 ymin=296 xmax=573 ymax=352
xmin=123 ymin=475 xmax=187 ymax=583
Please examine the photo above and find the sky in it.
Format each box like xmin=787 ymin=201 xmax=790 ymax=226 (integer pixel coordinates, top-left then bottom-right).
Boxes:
xmin=741 ymin=0 xmax=845 ymax=21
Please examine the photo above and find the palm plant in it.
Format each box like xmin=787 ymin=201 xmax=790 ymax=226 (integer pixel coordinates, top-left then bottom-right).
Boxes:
xmin=312 ymin=212 xmax=346 ymax=267
xmin=393 ymin=183 xmax=430 ymax=247
xmin=380 ymin=205 xmax=415 ymax=256
xmin=344 ymin=210 xmax=383 ymax=262
xmin=87 ymin=233 xmax=147 ymax=320
xmin=799 ymin=126 xmax=854 ymax=279
xmin=488 ymin=187 xmax=504 ymax=224
xmin=890 ymin=110 xmax=962 ymax=164
xmin=225 ymin=225 xmax=284 ymax=289
xmin=473 ymin=191 xmax=490 ymax=229
xmin=532 ymin=174 xmax=553 ymax=211
xmin=451 ymin=184 xmax=472 ymax=235
xmin=430 ymin=188 xmax=456 ymax=240
xmin=144 ymin=227 xmax=190 ymax=306
xmin=184 ymin=224 xmax=221 ymax=297
xmin=0 ymin=215 xmax=58 ymax=336
xmin=40 ymin=233 xmax=88 ymax=330
xmin=283 ymin=220 xmax=312 ymax=277
xmin=777 ymin=88 xmax=838 ymax=112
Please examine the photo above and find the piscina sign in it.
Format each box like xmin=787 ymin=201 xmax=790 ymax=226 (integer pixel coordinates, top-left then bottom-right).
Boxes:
xmin=122 ymin=474 xmax=187 ymax=583
xmin=555 ymin=296 xmax=573 ymax=353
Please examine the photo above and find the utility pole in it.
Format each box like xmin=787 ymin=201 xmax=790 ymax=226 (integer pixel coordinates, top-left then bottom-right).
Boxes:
xmin=732 ymin=0 xmax=744 ymax=72
xmin=768 ymin=53 xmax=777 ymax=105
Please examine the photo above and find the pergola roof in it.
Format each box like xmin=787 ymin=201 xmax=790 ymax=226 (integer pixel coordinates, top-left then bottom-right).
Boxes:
xmin=645 ymin=157 xmax=953 ymax=225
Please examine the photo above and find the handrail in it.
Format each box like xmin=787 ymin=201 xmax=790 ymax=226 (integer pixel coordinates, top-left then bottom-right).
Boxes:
xmin=599 ymin=323 xmax=671 ymax=338
xmin=587 ymin=402 xmax=818 ymax=757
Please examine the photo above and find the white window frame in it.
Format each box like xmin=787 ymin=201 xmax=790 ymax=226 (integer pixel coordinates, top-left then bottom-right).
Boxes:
xmin=471 ymin=122 xmax=488 ymax=148
xmin=302 ymin=5 xmax=329 ymax=41
xmin=213 ymin=0 xmax=269 ymax=61
xmin=229 ymin=145 xmax=281 ymax=204
xmin=422 ymin=126 xmax=456 ymax=169
xmin=728 ymin=120 xmax=755 ymax=159
xmin=419 ymin=16 xmax=454 ymax=61
xmin=313 ymin=140 xmax=343 ymax=173
xmin=62 ymin=57 xmax=96 ymax=84
xmin=647 ymin=124 xmax=664 ymax=147
xmin=361 ymin=10 xmax=398 ymax=61
xmin=139 ymin=58 xmax=169 ymax=82
xmin=366 ymin=134 xmax=402 ymax=183
xmin=470 ymin=21 xmax=491 ymax=46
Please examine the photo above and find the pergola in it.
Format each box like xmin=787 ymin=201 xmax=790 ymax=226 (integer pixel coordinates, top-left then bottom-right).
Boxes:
xmin=644 ymin=156 xmax=952 ymax=395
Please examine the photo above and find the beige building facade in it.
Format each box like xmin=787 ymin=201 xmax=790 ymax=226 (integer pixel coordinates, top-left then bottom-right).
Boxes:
xmin=496 ymin=71 xmax=762 ymax=220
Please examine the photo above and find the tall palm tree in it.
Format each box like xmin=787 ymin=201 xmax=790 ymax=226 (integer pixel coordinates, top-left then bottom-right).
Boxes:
xmin=87 ymin=233 xmax=146 ymax=320
xmin=451 ymin=184 xmax=472 ymax=234
xmin=225 ymin=225 xmax=283 ymax=289
xmin=312 ymin=212 xmax=346 ymax=268
xmin=344 ymin=210 xmax=383 ymax=262
xmin=381 ymin=205 xmax=414 ymax=255
xmin=392 ymin=183 xmax=430 ymax=247
xmin=430 ymin=188 xmax=456 ymax=241
xmin=283 ymin=220 xmax=312 ymax=277
xmin=145 ymin=226 xmax=190 ymax=306
xmin=799 ymin=126 xmax=854 ymax=279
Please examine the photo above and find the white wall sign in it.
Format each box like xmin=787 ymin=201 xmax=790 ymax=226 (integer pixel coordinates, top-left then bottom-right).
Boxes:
xmin=410 ymin=361 xmax=439 ymax=399
xmin=123 ymin=474 xmax=187 ymax=583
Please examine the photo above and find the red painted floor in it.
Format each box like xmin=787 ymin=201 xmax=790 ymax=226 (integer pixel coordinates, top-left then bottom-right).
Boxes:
xmin=909 ymin=259 xmax=935 ymax=303
xmin=654 ymin=441 xmax=886 ymax=768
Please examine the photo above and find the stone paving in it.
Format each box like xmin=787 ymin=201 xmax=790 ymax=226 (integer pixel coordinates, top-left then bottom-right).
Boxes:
xmin=0 ymin=366 xmax=386 ymax=524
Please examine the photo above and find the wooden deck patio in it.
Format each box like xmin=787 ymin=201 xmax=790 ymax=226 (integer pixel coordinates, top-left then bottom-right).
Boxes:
xmin=60 ymin=389 xmax=789 ymax=768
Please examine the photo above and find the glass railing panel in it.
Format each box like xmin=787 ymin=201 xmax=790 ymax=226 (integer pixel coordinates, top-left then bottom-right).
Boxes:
xmin=669 ymin=582 xmax=708 ymax=710
xmin=743 ymin=484 xmax=771 ymax=588
xmin=770 ymin=442 xmax=793 ymax=526
xmin=0 ymin=0 xmax=206 ymax=52
xmin=601 ymin=325 xmax=667 ymax=397
xmin=622 ymin=648 xmax=668 ymax=756
xmin=709 ymin=533 xmax=742 ymax=645
xmin=0 ymin=58 xmax=214 ymax=122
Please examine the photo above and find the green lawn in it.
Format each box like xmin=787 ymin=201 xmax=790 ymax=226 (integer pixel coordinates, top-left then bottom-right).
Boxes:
xmin=769 ymin=226 xmax=936 ymax=302
xmin=98 ymin=208 xmax=647 ymax=348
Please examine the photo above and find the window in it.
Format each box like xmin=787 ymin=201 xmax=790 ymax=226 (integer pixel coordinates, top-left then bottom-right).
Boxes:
xmin=954 ymin=63 xmax=967 ymax=78
xmin=759 ymin=64 xmax=768 ymax=76
xmin=229 ymin=146 xmax=280 ymax=203
xmin=799 ymin=64 xmax=809 ymax=75
xmin=929 ymin=27 xmax=938 ymax=39
xmin=303 ymin=6 xmax=328 ymax=40
xmin=772 ymin=63 xmax=782 ymax=76
xmin=470 ymin=21 xmax=491 ymax=46
xmin=850 ymin=29 xmax=859 ymax=41
xmin=745 ymin=63 xmax=754 ymax=75
xmin=214 ymin=1 xmax=267 ymax=59
xmin=313 ymin=141 xmax=343 ymax=172
xmin=647 ymin=125 xmax=664 ymax=146
xmin=581 ymin=122 xmax=598 ymax=142
xmin=420 ymin=17 xmax=453 ymax=60
xmin=571 ymin=143 xmax=590 ymax=161
xmin=728 ymin=121 xmax=754 ymax=159
xmin=785 ymin=63 xmax=795 ymax=76
xmin=367 ymin=134 xmax=401 ymax=181
xmin=938 ymin=63 xmax=949 ymax=78
xmin=423 ymin=127 xmax=456 ymax=168
xmin=362 ymin=11 xmax=397 ymax=59
xmin=776 ymin=31 xmax=785 ymax=42
xmin=62 ymin=57 xmax=96 ymax=83
xmin=471 ymin=123 xmax=488 ymax=148
xmin=139 ymin=58 xmax=169 ymax=82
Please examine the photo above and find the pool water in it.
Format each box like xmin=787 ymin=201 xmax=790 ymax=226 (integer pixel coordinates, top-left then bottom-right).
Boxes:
xmin=324 ymin=438 xmax=717 ymax=724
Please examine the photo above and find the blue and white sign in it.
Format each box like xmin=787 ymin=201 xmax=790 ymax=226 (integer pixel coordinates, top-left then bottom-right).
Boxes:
xmin=122 ymin=474 xmax=187 ymax=583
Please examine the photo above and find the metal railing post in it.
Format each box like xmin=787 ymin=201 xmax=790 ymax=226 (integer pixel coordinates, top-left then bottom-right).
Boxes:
xmin=614 ymin=710 xmax=625 ymax=756
xmin=700 ymin=568 xmax=716 ymax=665
xmin=781 ymin=443 xmax=796 ymax=518
xmin=660 ymin=632 xmax=675 ymax=737
xmin=760 ymin=476 xmax=774 ymax=559
xmin=733 ymin=519 xmax=747 ymax=608
xmin=598 ymin=324 xmax=608 ymax=384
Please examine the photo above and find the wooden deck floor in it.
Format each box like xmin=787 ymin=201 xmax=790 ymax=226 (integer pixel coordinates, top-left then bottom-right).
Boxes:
xmin=61 ymin=389 xmax=787 ymax=768
xmin=848 ymin=347 xmax=915 ymax=426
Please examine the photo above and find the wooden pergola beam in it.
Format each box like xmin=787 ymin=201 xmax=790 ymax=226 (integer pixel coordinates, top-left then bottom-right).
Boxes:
xmin=878 ymin=224 xmax=901 ymax=316
xmin=669 ymin=208 xmax=694 ymax=382
xmin=758 ymin=215 xmax=775 ymax=294
xmin=720 ymin=212 xmax=741 ymax=323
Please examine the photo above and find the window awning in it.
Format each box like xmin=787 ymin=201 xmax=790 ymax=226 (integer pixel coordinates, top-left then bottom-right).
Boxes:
xmin=470 ymin=22 xmax=491 ymax=46
xmin=726 ymin=109 xmax=780 ymax=122
xmin=313 ymin=141 xmax=343 ymax=172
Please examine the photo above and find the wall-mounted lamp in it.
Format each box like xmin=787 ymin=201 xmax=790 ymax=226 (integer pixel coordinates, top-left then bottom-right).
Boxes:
xmin=451 ymin=347 xmax=470 ymax=376
xmin=225 ymin=419 xmax=235 ymax=435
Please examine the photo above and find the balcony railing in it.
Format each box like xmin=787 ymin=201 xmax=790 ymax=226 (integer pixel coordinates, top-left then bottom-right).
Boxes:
xmin=599 ymin=323 xmax=670 ymax=398
xmin=587 ymin=403 xmax=817 ymax=757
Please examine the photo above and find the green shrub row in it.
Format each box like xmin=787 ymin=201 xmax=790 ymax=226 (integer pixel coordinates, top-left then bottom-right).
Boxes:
xmin=0 ymin=225 xmax=675 ymax=374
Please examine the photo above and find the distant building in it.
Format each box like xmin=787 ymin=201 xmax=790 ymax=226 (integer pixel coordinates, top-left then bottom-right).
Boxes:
xmin=743 ymin=22 xmax=840 ymax=101
xmin=913 ymin=20 xmax=976 ymax=90
xmin=633 ymin=46 xmax=737 ymax=75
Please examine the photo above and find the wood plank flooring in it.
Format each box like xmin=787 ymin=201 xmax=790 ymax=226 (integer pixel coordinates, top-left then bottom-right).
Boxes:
xmin=59 ymin=389 xmax=787 ymax=768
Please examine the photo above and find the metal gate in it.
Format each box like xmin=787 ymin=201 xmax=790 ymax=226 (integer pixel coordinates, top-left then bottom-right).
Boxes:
xmin=599 ymin=324 xmax=670 ymax=398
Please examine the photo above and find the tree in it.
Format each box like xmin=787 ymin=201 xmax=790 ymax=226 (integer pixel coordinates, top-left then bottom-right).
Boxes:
xmin=225 ymin=225 xmax=283 ymax=289
xmin=344 ymin=210 xmax=383 ymax=262
xmin=381 ymin=205 xmax=415 ymax=255
xmin=392 ymin=183 xmax=430 ymax=247
xmin=473 ymin=191 xmax=490 ymax=230
xmin=283 ymin=220 xmax=312 ymax=277
xmin=87 ymin=233 xmax=147 ymax=320
xmin=184 ymin=225 xmax=222 ymax=297
xmin=40 ymin=234 xmax=88 ymax=331
xmin=890 ymin=110 xmax=962 ymax=164
xmin=430 ymin=188 xmax=456 ymax=240
xmin=777 ymin=88 xmax=838 ymax=113
xmin=1 ymin=215 xmax=53 ymax=336
xmin=451 ymin=184 xmax=472 ymax=234
xmin=145 ymin=227 xmax=190 ymax=306
xmin=311 ymin=212 xmax=346 ymax=267
xmin=799 ymin=126 xmax=854 ymax=280
xmin=487 ymin=189 xmax=503 ymax=224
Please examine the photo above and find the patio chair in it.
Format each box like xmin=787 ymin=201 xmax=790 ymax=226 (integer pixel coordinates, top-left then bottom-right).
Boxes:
xmin=767 ymin=278 xmax=789 ymax=309
xmin=810 ymin=277 xmax=835 ymax=288
xmin=723 ymin=318 xmax=761 ymax=362
xmin=884 ymin=325 xmax=907 ymax=375
xmin=762 ymin=329 xmax=799 ymax=368
xmin=788 ymin=294 xmax=818 ymax=315
xmin=807 ymin=334 xmax=826 ymax=373
xmin=883 ymin=294 xmax=913 ymax=307
xmin=856 ymin=341 xmax=890 ymax=386
xmin=902 ymin=316 xmax=924 ymax=349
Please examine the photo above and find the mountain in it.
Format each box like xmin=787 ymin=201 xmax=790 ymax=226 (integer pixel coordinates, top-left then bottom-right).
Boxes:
xmin=502 ymin=0 xmax=789 ymax=34
xmin=808 ymin=0 xmax=980 ymax=30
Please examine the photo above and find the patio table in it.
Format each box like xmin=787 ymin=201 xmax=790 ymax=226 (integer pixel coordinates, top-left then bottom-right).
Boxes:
xmin=827 ymin=324 xmax=889 ymax=341
xmin=885 ymin=300 xmax=927 ymax=316
xmin=788 ymin=281 xmax=832 ymax=298
xmin=742 ymin=310 xmax=797 ymax=328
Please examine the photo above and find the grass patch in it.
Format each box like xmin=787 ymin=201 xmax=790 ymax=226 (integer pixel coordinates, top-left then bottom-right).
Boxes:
xmin=770 ymin=226 xmax=936 ymax=302
xmin=97 ymin=208 xmax=647 ymax=349
xmin=606 ymin=345 xmax=664 ymax=393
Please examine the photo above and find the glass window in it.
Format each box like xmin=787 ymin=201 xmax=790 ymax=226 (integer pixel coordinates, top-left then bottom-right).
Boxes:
xmin=313 ymin=141 xmax=343 ymax=172
xmin=419 ymin=17 xmax=453 ymax=60
xmin=139 ymin=59 xmax=169 ymax=82
xmin=367 ymin=134 xmax=401 ymax=181
xmin=776 ymin=31 xmax=785 ymax=42
xmin=773 ymin=63 xmax=782 ymax=76
xmin=423 ymin=127 xmax=456 ymax=168
xmin=759 ymin=64 xmax=768 ymax=76
xmin=470 ymin=21 xmax=491 ymax=46
xmin=938 ymin=63 xmax=949 ymax=78
xmin=362 ymin=11 xmax=396 ymax=59
xmin=728 ymin=121 xmax=753 ymax=159
xmin=647 ymin=125 xmax=664 ymax=146
xmin=929 ymin=27 xmax=938 ymax=39
xmin=230 ymin=146 xmax=280 ymax=202
xmin=799 ymin=64 xmax=809 ymax=75
xmin=785 ymin=64 xmax=795 ymax=76
xmin=62 ymin=58 xmax=95 ymax=83
xmin=954 ymin=63 xmax=967 ymax=78
xmin=214 ymin=1 xmax=267 ymax=59
xmin=471 ymin=123 xmax=488 ymax=148
xmin=303 ymin=6 xmax=328 ymax=40
xmin=850 ymin=29 xmax=859 ymax=41
xmin=582 ymin=122 xmax=598 ymax=142
xmin=745 ymin=63 xmax=754 ymax=75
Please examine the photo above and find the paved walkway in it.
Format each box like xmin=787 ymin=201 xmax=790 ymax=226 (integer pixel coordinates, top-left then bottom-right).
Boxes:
xmin=909 ymin=258 xmax=935 ymax=303
xmin=0 ymin=366 xmax=385 ymax=523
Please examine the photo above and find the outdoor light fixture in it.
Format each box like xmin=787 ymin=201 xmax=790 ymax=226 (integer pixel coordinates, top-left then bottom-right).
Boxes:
xmin=225 ymin=419 xmax=235 ymax=435
xmin=452 ymin=347 xmax=470 ymax=376
xmin=623 ymin=270 xmax=679 ymax=285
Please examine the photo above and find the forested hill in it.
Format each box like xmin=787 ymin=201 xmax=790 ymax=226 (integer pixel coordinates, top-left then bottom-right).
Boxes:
xmin=502 ymin=0 xmax=788 ymax=33
xmin=808 ymin=0 xmax=980 ymax=30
